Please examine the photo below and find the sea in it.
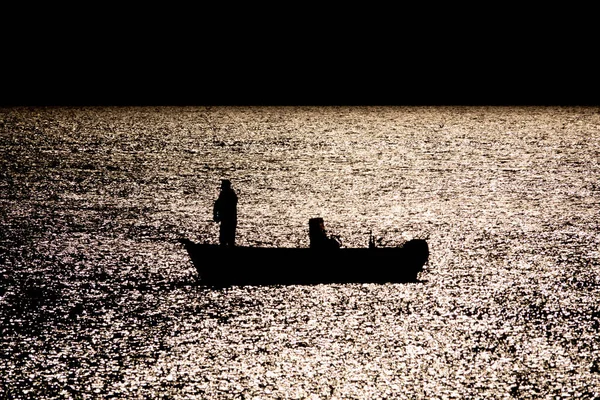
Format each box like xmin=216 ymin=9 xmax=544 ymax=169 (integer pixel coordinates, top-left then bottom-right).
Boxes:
xmin=1 ymin=105 xmax=599 ymax=399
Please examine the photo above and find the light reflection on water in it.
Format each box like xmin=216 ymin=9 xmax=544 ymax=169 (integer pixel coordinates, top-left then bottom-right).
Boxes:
xmin=1 ymin=106 xmax=600 ymax=398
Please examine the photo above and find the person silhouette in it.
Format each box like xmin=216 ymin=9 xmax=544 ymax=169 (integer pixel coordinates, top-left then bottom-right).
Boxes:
xmin=213 ymin=179 xmax=238 ymax=246
xmin=308 ymin=217 xmax=341 ymax=249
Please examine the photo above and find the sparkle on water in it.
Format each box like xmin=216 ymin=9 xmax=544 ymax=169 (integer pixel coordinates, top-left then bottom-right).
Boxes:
xmin=1 ymin=106 xmax=599 ymax=399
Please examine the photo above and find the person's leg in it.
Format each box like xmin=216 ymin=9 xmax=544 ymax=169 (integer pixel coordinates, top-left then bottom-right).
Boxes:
xmin=229 ymin=223 xmax=236 ymax=246
xmin=221 ymin=220 xmax=236 ymax=246
xmin=219 ymin=224 xmax=226 ymax=246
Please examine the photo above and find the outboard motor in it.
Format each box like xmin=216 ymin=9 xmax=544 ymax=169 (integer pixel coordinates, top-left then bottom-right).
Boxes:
xmin=402 ymin=239 xmax=430 ymax=270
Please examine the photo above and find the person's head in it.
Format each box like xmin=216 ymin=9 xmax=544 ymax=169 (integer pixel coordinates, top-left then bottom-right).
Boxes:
xmin=221 ymin=179 xmax=231 ymax=190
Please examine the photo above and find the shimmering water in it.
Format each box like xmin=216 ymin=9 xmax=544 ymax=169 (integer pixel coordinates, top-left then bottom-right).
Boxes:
xmin=1 ymin=105 xmax=600 ymax=399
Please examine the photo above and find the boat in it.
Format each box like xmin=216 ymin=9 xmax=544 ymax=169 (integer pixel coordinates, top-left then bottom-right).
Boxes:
xmin=179 ymin=218 xmax=429 ymax=287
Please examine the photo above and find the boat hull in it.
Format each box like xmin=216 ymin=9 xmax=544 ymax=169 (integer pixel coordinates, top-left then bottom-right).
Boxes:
xmin=180 ymin=239 xmax=429 ymax=287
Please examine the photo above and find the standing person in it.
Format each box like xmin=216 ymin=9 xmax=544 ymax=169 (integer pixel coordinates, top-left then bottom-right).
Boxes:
xmin=213 ymin=179 xmax=238 ymax=246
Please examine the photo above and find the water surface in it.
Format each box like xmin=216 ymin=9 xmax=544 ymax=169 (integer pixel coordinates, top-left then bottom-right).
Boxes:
xmin=1 ymin=106 xmax=599 ymax=398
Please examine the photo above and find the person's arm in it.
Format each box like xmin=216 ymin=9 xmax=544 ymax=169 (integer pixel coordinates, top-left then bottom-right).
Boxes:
xmin=213 ymin=199 xmax=221 ymax=222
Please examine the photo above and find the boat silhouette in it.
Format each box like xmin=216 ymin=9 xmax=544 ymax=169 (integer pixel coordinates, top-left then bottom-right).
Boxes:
xmin=180 ymin=218 xmax=429 ymax=287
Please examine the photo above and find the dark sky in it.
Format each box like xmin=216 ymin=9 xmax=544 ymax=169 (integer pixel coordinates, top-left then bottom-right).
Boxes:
xmin=4 ymin=51 xmax=596 ymax=107
xmin=3 ymin=11 xmax=598 ymax=107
